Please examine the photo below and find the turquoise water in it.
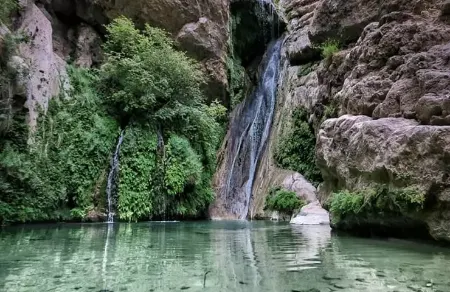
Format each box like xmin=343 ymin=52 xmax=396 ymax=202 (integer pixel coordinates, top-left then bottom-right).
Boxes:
xmin=0 ymin=221 xmax=449 ymax=292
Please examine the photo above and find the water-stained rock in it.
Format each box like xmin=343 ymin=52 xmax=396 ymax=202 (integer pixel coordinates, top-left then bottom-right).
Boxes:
xmin=74 ymin=23 xmax=102 ymax=68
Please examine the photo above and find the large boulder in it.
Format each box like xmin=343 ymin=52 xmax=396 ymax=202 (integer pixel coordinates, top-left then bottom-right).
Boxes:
xmin=279 ymin=0 xmax=321 ymax=64
xmin=316 ymin=115 xmax=450 ymax=241
xmin=290 ymin=201 xmax=330 ymax=225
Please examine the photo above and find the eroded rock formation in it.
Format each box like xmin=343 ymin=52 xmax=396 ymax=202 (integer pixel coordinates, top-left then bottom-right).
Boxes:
xmin=253 ymin=0 xmax=450 ymax=240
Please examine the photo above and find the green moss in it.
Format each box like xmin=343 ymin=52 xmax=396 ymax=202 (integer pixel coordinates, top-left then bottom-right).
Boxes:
xmin=274 ymin=107 xmax=322 ymax=184
xmin=227 ymin=56 xmax=249 ymax=109
xmin=329 ymin=185 xmax=426 ymax=225
xmin=264 ymin=187 xmax=306 ymax=215
xmin=319 ymin=39 xmax=340 ymax=59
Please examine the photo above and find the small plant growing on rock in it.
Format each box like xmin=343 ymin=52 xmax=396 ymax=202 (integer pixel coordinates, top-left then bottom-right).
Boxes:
xmin=264 ymin=187 xmax=306 ymax=216
xmin=320 ymin=39 xmax=340 ymax=59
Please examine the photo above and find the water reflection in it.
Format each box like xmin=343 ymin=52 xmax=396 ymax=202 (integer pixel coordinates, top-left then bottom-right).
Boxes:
xmin=0 ymin=222 xmax=449 ymax=292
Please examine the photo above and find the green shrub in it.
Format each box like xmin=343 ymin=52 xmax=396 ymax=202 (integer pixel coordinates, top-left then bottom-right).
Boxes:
xmin=329 ymin=185 xmax=426 ymax=224
xmin=99 ymin=17 xmax=204 ymax=129
xmin=320 ymin=39 xmax=340 ymax=59
xmin=265 ymin=187 xmax=306 ymax=215
xmin=274 ymin=107 xmax=322 ymax=184
xmin=0 ymin=0 xmax=17 ymax=25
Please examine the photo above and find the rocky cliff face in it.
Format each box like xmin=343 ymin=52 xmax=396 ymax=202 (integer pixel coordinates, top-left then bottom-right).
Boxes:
xmin=254 ymin=0 xmax=450 ymax=241
xmin=6 ymin=0 xmax=230 ymax=129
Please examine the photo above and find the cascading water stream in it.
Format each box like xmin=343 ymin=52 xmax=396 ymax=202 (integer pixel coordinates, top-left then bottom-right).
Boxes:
xmin=106 ymin=130 xmax=125 ymax=223
xmin=219 ymin=38 xmax=282 ymax=219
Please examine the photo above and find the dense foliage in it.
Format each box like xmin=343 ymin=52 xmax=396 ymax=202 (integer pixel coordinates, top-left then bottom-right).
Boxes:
xmin=101 ymin=18 xmax=222 ymax=221
xmin=0 ymin=0 xmax=17 ymax=25
xmin=0 ymin=67 xmax=118 ymax=223
xmin=0 ymin=17 xmax=223 ymax=223
xmin=329 ymin=185 xmax=426 ymax=224
xmin=264 ymin=187 xmax=305 ymax=215
xmin=274 ymin=107 xmax=322 ymax=184
xmin=99 ymin=17 xmax=204 ymax=129
xmin=117 ymin=126 xmax=216 ymax=222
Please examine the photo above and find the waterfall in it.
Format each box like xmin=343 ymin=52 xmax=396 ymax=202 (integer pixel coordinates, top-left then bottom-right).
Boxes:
xmin=211 ymin=39 xmax=282 ymax=219
xmin=106 ymin=130 xmax=125 ymax=223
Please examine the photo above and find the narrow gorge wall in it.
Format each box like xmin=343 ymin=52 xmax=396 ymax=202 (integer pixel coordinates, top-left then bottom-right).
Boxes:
xmin=252 ymin=0 xmax=450 ymax=241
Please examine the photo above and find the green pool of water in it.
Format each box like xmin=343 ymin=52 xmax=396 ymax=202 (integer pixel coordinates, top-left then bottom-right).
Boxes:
xmin=0 ymin=221 xmax=449 ymax=292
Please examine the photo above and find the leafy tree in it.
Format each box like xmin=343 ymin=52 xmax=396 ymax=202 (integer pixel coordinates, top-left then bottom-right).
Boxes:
xmin=98 ymin=17 xmax=205 ymax=139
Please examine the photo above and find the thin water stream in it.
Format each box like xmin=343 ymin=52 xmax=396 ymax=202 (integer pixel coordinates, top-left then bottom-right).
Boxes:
xmin=1 ymin=222 xmax=450 ymax=292
xmin=105 ymin=131 xmax=125 ymax=223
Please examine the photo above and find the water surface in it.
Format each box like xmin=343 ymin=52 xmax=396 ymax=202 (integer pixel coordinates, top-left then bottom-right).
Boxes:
xmin=0 ymin=221 xmax=449 ymax=292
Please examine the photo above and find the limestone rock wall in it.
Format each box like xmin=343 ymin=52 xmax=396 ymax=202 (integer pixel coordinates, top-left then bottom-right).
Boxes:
xmin=11 ymin=2 xmax=69 ymax=131
xmin=253 ymin=0 xmax=450 ymax=240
